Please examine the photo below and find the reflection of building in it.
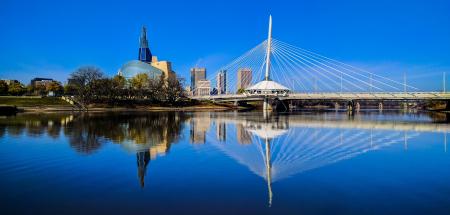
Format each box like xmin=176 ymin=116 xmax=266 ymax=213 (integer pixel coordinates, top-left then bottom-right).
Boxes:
xmin=190 ymin=113 xmax=211 ymax=144
xmin=237 ymin=68 xmax=252 ymax=90
xmin=216 ymin=122 xmax=226 ymax=142
xmin=118 ymin=26 xmax=175 ymax=81
xmin=196 ymin=80 xmax=211 ymax=96
xmin=190 ymin=68 xmax=206 ymax=93
xmin=216 ymin=70 xmax=227 ymax=95
xmin=237 ymin=124 xmax=252 ymax=144
xmin=137 ymin=151 xmax=151 ymax=188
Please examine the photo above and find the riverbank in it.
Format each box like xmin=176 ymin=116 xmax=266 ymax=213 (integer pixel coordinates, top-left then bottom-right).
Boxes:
xmin=0 ymin=96 xmax=243 ymax=113
xmin=17 ymin=104 xmax=237 ymax=112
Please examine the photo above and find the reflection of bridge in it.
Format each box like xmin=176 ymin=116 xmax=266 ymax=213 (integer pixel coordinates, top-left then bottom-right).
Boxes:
xmin=189 ymin=16 xmax=450 ymax=110
xmin=194 ymin=112 xmax=449 ymax=206
xmin=205 ymin=116 xmax=429 ymax=207
xmin=206 ymin=112 xmax=450 ymax=133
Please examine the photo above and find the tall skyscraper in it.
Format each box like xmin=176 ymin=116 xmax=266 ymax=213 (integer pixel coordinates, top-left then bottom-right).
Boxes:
xmin=138 ymin=26 xmax=152 ymax=63
xmin=190 ymin=68 xmax=206 ymax=91
xmin=237 ymin=68 xmax=252 ymax=91
xmin=216 ymin=70 xmax=227 ymax=94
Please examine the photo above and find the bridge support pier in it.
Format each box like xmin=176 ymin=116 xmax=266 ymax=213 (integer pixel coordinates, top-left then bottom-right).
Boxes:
xmin=334 ymin=102 xmax=340 ymax=110
xmin=378 ymin=102 xmax=383 ymax=111
xmin=445 ymin=100 xmax=450 ymax=111
xmin=402 ymin=102 xmax=408 ymax=110
xmin=347 ymin=100 xmax=355 ymax=114
xmin=355 ymin=102 xmax=361 ymax=112
xmin=263 ymin=97 xmax=270 ymax=111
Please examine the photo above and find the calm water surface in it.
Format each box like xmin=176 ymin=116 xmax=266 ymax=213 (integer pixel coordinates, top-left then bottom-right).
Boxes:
xmin=1 ymin=111 xmax=450 ymax=215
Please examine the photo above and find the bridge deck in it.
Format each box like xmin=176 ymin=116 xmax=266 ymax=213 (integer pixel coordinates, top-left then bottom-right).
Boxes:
xmin=190 ymin=92 xmax=450 ymax=102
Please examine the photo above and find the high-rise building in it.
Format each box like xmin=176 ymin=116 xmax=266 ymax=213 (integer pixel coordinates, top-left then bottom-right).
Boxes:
xmin=190 ymin=68 xmax=206 ymax=91
xmin=138 ymin=26 xmax=152 ymax=63
xmin=216 ymin=70 xmax=227 ymax=95
xmin=196 ymin=80 xmax=211 ymax=96
xmin=237 ymin=68 xmax=252 ymax=91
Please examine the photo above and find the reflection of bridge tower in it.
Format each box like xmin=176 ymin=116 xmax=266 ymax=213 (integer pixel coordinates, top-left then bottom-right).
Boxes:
xmin=247 ymin=122 xmax=288 ymax=207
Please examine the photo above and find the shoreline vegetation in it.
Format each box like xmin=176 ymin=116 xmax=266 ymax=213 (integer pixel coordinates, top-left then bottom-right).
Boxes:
xmin=0 ymin=97 xmax=239 ymax=113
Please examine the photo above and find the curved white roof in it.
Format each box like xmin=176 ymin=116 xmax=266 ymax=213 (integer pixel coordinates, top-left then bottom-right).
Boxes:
xmin=246 ymin=80 xmax=290 ymax=91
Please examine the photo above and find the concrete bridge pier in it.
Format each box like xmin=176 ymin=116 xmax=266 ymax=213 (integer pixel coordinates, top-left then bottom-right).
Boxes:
xmin=347 ymin=100 xmax=356 ymax=115
xmin=334 ymin=102 xmax=340 ymax=110
xmin=355 ymin=101 xmax=361 ymax=112
xmin=263 ymin=97 xmax=270 ymax=111
xmin=445 ymin=100 xmax=450 ymax=111
xmin=378 ymin=102 xmax=383 ymax=111
xmin=401 ymin=102 xmax=408 ymax=111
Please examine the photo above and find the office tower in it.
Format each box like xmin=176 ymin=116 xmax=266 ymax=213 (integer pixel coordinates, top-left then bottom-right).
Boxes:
xmin=196 ymin=80 xmax=211 ymax=96
xmin=237 ymin=68 xmax=252 ymax=90
xmin=190 ymin=68 xmax=207 ymax=91
xmin=216 ymin=70 xmax=227 ymax=95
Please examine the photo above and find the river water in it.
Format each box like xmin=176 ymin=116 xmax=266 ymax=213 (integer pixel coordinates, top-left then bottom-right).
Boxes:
xmin=1 ymin=111 xmax=450 ymax=215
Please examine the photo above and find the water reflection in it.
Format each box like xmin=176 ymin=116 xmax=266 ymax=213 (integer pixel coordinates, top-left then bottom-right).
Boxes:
xmin=195 ymin=112 xmax=450 ymax=206
xmin=1 ymin=111 xmax=450 ymax=207
xmin=1 ymin=112 xmax=188 ymax=188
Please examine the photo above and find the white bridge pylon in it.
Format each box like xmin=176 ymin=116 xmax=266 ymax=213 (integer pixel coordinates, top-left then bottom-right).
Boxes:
xmin=191 ymin=15 xmax=425 ymax=99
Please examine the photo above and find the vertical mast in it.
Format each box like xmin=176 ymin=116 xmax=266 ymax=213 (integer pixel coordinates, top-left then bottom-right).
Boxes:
xmin=265 ymin=15 xmax=272 ymax=81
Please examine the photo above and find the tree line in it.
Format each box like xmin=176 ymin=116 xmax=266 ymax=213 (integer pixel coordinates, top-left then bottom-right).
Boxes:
xmin=0 ymin=80 xmax=63 ymax=96
xmin=67 ymin=66 xmax=185 ymax=106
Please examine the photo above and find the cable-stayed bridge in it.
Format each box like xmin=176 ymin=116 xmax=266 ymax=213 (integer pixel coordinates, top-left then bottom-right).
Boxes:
xmin=189 ymin=16 xmax=450 ymax=110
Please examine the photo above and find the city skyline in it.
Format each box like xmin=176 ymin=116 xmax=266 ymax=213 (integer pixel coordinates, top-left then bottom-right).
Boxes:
xmin=1 ymin=0 xmax=450 ymax=90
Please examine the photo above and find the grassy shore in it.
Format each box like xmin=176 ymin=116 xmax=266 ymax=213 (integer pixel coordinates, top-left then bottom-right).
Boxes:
xmin=0 ymin=96 xmax=239 ymax=112
xmin=0 ymin=96 xmax=71 ymax=107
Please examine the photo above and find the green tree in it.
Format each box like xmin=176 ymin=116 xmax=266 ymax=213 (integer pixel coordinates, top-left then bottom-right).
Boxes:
xmin=35 ymin=84 xmax=47 ymax=96
xmin=46 ymin=81 xmax=64 ymax=96
xmin=0 ymin=80 xmax=8 ymax=95
xmin=64 ymin=84 xmax=78 ymax=95
xmin=112 ymin=75 xmax=126 ymax=100
xmin=165 ymin=75 xmax=185 ymax=104
xmin=131 ymin=73 xmax=150 ymax=99
xmin=8 ymin=82 xmax=26 ymax=96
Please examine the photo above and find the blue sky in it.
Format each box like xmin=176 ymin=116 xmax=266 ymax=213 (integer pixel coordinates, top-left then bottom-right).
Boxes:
xmin=1 ymin=0 xmax=449 ymax=90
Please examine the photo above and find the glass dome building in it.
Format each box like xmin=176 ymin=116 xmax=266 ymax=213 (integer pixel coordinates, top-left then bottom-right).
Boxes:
xmin=118 ymin=60 xmax=163 ymax=80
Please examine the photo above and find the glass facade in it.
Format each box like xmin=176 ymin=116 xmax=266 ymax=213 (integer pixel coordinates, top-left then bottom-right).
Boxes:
xmin=118 ymin=60 xmax=163 ymax=80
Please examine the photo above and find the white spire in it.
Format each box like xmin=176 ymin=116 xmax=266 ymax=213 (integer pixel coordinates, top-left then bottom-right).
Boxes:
xmin=264 ymin=15 xmax=273 ymax=81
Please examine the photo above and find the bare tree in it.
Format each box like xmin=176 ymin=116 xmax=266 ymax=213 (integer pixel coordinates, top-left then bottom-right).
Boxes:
xmin=70 ymin=66 xmax=104 ymax=107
